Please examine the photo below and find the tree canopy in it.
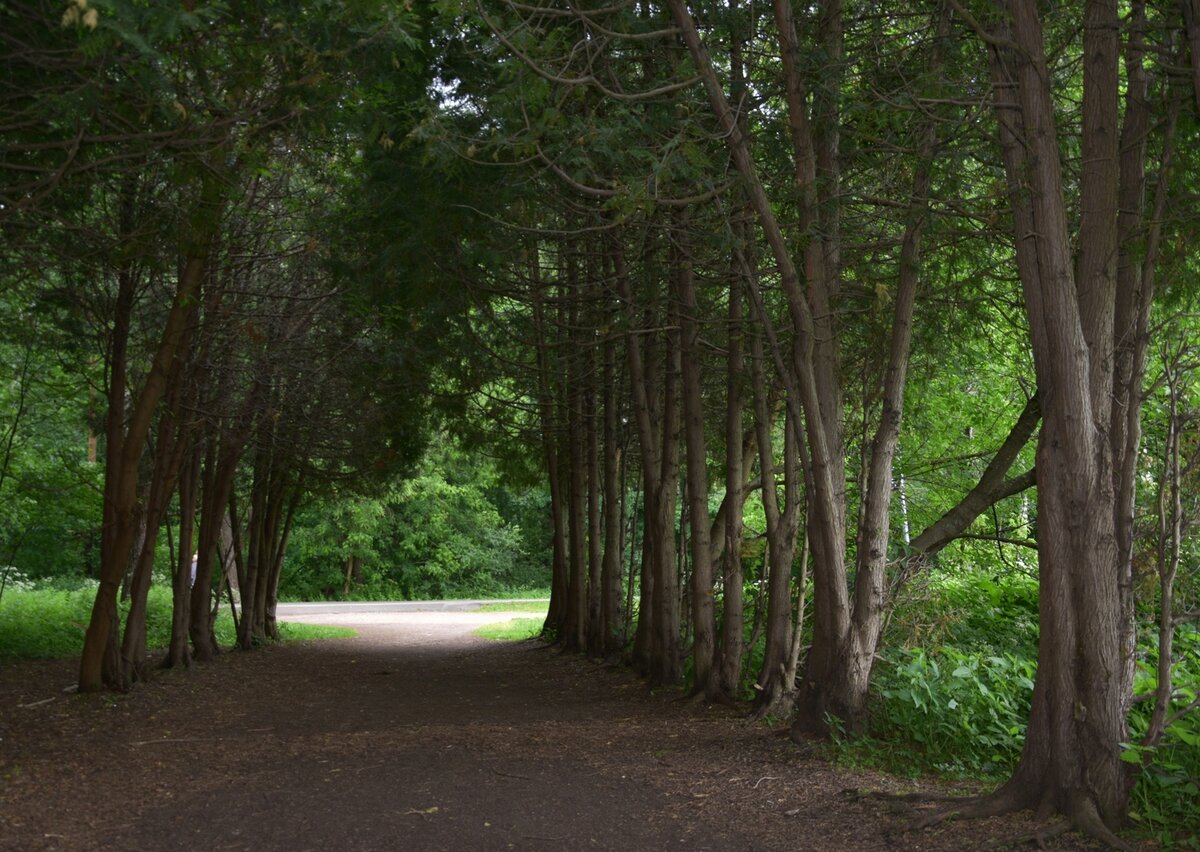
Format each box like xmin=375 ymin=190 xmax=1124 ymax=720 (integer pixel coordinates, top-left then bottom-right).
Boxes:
xmin=3 ymin=0 xmax=1200 ymax=845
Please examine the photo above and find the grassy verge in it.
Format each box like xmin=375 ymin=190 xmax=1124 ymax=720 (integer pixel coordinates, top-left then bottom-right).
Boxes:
xmin=473 ymin=618 xmax=544 ymax=641
xmin=473 ymin=600 xmax=549 ymax=614
xmin=0 ymin=586 xmax=354 ymax=660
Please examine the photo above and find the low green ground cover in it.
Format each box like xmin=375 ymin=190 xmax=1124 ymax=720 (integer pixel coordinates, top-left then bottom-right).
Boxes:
xmin=473 ymin=617 xmax=543 ymax=641
xmin=830 ymin=571 xmax=1200 ymax=847
xmin=0 ymin=584 xmax=354 ymax=660
xmin=473 ymin=600 xmax=550 ymax=613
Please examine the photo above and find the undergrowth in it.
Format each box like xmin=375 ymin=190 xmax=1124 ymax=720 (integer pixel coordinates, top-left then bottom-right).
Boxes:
xmin=0 ymin=585 xmax=354 ymax=660
xmin=829 ymin=571 xmax=1200 ymax=847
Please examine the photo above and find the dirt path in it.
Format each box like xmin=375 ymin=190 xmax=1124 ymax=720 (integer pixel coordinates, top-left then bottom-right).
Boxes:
xmin=1 ymin=612 xmax=1118 ymax=850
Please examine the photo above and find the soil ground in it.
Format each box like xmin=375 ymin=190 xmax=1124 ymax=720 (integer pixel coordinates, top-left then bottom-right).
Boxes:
xmin=0 ymin=610 xmax=1139 ymax=850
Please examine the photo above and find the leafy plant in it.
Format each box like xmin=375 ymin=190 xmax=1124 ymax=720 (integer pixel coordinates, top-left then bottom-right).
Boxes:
xmin=1124 ymin=625 xmax=1200 ymax=846
xmin=869 ymin=646 xmax=1034 ymax=776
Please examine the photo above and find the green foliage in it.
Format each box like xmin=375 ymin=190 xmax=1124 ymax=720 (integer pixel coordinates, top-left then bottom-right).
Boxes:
xmin=282 ymin=436 xmax=551 ymax=601
xmin=869 ymin=647 xmax=1034 ymax=776
xmin=0 ymin=585 xmax=353 ymax=659
xmin=840 ymin=571 xmax=1040 ymax=778
xmin=0 ymin=583 xmax=101 ymax=659
xmin=473 ymin=601 xmax=549 ymax=613
xmin=1124 ymin=626 xmax=1200 ymax=846
xmin=0 ymin=308 xmax=102 ymax=584
xmin=887 ymin=570 xmax=1040 ymax=657
xmin=473 ymin=618 xmax=543 ymax=641
xmin=834 ymin=569 xmax=1200 ymax=845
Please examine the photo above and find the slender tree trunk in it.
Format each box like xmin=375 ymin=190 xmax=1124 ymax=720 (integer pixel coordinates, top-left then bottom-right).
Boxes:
xmin=747 ymin=327 xmax=800 ymax=718
xmin=118 ymin=399 xmax=190 ymax=686
xmin=531 ymin=258 xmax=569 ymax=638
xmin=652 ymin=287 xmax=682 ymax=686
xmin=793 ymin=8 xmax=949 ymax=734
xmin=164 ymin=447 xmax=200 ymax=669
xmin=262 ymin=482 xmax=301 ymax=642
xmin=586 ymin=361 xmax=604 ymax=656
xmin=1113 ymin=0 xmax=1179 ymax=712
xmin=80 ymin=252 xmax=208 ymax=691
xmin=675 ymin=223 xmax=717 ymax=696
xmin=600 ymin=327 xmax=625 ymax=655
xmin=563 ymin=256 xmax=589 ymax=651
xmin=717 ymin=270 xmax=746 ymax=700
xmin=614 ymin=235 xmax=680 ymax=684
xmin=189 ymin=441 xmax=241 ymax=661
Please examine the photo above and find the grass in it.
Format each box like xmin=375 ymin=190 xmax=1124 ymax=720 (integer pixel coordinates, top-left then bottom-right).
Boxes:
xmin=473 ymin=600 xmax=549 ymax=613
xmin=473 ymin=617 xmax=544 ymax=641
xmin=0 ymin=585 xmax=354 ymax=660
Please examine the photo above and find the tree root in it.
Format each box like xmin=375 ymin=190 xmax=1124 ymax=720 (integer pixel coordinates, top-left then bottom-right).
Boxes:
xmin=977 ymin=819 xmax=1069 ymax=850
xmin=907 ymin=783 xmax=1027 ymax=830
xmin=862 ymin=789 xmax=963 ymax=804
xmin=905 ymin=783 xmax=1134 ymax=851
xmin=1065 ymin=797 xmax=1134 ymax=852
xmin=746 ymin=680 xmax=795 ymax=722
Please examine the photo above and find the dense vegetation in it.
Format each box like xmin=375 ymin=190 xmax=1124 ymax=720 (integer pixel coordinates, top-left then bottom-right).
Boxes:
xmin=2 ymin=0 xmax=1199 ymax=847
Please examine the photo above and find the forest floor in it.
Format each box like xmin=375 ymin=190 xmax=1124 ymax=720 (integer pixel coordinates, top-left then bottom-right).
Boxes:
xmin=0 ymin=610 xmax=1140 ymax=851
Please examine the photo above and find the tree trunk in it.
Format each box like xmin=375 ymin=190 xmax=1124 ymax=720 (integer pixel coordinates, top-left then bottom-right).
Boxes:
xmin=600 ymin=327 xmax=625 ymax=656
xmin=747 ymin=328 xmax=800 ymax=718
xmin=962 ymin=3 xmax=1132 ymax=837
xmin=563 ymin=254 xmax=589 ymax=651
xmin=530 ymin=258 xmax=569 ymax=638
xmin=675 ymin=224 xmax=717 ymax=696
xmin=716 ymin=269 xmax=746 ymax=701
xmin=189 ymin=439 xmax=241 ymax=662
xmin=586 ymin=342 xmax=604 ymax=656
xmin=80 ymin=251 xmax=207 ymax=692
xmin=613 ymin=235 xmax=681 ymax=684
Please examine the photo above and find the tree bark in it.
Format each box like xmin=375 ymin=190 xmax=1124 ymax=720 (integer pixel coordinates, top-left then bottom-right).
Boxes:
xmin=118 ymin=368 xmax=192 ymax=686
xmin=716 ymin=268 xmax=746 ymax=700
xmin=530 ymin=259 xmax=569 ymax=638
xmin=79 ymin=252 xmax=208 ymax=692
xmin=600 ymin=325 xmax=625 ymax=656
xmin=614 ymin=235 xmax=681 ymax=684
xmin=675 ymin=223 xmax=717 ymax=696
xmin=973 ymin=2 xmax=1131 ymax=835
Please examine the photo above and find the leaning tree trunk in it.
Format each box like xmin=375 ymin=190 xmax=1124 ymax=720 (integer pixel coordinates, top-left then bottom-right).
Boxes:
xmin=261 ymin=481 xmax=301 ymax=642
xmin=189 ymin=438 xmax=241 ymax=662
xmin=795 ymin=7 xmax=948 ymax=735
xmin=118 ymin=404 xmax=189 ymax=686
xmin=79 ymin=254 xmax=207 ymax=692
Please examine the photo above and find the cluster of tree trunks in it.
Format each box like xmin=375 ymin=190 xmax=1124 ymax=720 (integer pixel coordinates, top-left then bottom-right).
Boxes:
xmin=494 ymin=0 xmax=1195 ymax=841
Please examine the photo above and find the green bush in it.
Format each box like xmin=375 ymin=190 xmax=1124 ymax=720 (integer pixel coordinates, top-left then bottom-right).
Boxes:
xmin=1124 ymin=625 xmax=1200 ymax=846
xmin=282 ymin=436 xmax=551 ymax=601
xmin=838 ymin=570 xmax=1200 ymax=847
xmin=869 ymin=646 xmax=1034 ymax=776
